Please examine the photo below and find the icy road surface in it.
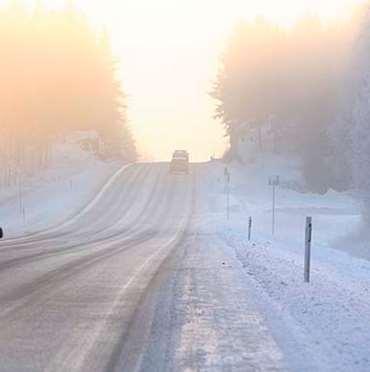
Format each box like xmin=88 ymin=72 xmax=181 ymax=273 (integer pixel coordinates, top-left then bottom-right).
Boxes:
xmin=0 ymin=163 xmax=283 ymax=372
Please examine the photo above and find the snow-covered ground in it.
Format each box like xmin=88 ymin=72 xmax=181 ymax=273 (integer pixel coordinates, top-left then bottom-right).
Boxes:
xmin=1 ymin=150 xmax=369 ymax=370
xmin=0 ymin=137 xmax=124 ymax=238
xmin=199 ymin=159 xmax=370 ymax=371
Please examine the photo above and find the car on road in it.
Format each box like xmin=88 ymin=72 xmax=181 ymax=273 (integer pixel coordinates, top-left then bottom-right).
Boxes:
xmin=173 ymin=150 xmax=189 ymax=161
xmin=170 ymin=150 xmax=189 ymax=174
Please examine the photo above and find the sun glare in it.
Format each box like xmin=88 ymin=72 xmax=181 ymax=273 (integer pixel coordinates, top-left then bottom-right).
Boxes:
xmin=2 ymin=0 xmax=364 ymax=161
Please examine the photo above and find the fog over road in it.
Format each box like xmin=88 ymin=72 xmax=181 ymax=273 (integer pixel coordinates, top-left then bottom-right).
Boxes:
xmin=0 ymin=163 xmax=282 ymax=371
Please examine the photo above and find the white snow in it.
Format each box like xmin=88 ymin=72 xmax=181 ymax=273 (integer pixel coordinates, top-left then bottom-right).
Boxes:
xmin=1 ymin=150 xmax=369 ymax=370
xmin=199 ymin=158 xmax=370 ymax=371
xmin=0 ymin=135 xmax=123 ymax=238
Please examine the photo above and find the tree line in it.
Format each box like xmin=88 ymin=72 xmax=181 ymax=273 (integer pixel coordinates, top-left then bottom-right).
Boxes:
xmin=0 ymin=1 xmax=136 ymax=186
xmin=212 ymin=14 xmax=358 ymax=194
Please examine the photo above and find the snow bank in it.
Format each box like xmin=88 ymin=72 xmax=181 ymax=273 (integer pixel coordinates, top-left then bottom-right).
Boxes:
xmin=0 ymin=134 xmax=123 ymax=238
xmin=201 ymin=160 xmax=370 ymax=371
xmin=227 ymin=156 xmax=362 ymax=256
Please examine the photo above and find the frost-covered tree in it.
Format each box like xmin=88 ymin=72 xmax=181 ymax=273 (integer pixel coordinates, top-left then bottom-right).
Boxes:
xmin=0 ymin=1 xmax=136 ymax=185
xmin=328 ymin=110 xmax=353 ymax=191
xmin=213 ymin=15 xmax=353 ymax=193
xmin=349 ymin=5 xmax=370 ymax=218
xmin=352 ymin=76 xmax=370 ymax=218
xmin=212 ymin=18 xmax=286 ymax=158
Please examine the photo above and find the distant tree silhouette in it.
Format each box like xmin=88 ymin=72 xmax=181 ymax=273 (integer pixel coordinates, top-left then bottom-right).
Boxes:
xmin=212 ymin=17 xmax=350 ymax=193
xmin=0 ymin=1 xmax=136 ymax=185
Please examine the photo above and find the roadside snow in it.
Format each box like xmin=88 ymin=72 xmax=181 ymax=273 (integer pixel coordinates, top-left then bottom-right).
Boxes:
xmin=0 ymin=137 xmax=123 ymax=238
xmin=201 ymin=160 xmax=370 ymax=371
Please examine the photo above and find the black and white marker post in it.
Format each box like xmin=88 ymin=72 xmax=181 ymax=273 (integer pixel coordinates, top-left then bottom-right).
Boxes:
xmin=268 ymin=175 xmax=280 ymax=235
xmin=304 ymin=216 xmax=313 ymax=283
xmin=248 ymin=217 xmax=252 ymax=241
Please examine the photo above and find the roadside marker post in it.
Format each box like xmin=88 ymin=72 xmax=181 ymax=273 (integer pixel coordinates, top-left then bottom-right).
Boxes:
xmin=304 ymin=217 xmax=313 ymax=283
xmin=268 ymin=175 xmax=280 ymax=235
xmin=248 ymin=217 xmax=252 ymax=241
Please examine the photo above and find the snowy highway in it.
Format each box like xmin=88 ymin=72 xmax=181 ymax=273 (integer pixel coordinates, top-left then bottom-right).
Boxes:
xmin=5 ymin=2 xmax=370 ymax=371
xmin=0 ymin=163 xmax=283 ymax=371
xmin=0 ymin=161 xmax=368 ymax=371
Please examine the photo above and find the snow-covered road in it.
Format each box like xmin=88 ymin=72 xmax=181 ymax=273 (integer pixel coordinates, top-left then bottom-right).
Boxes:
xmin=0 ymin=163 xmax=191 ymax=371
xmin=0 ymin=163 xmax=284 ymax=371
xmin=0 ymin=162 xmax=367 ymax=371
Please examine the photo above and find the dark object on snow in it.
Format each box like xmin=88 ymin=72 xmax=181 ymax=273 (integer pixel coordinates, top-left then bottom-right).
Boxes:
xmin=170 ymin=150 xmax=189 ymax=174
xmin=0 ymin=228 xmax=3 ymax=239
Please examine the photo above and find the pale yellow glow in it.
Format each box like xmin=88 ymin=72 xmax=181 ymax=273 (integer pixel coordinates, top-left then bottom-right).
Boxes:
xmin=9 ymin=0 xmax=366 ymax=161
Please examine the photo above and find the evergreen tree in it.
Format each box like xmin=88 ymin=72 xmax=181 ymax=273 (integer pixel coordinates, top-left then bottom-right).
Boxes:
xmin=212 ymin=16 xmax=350 ymax=193
xmin=0 ymin=0 xmax=136 ymax=184
xmin=349 ymin=4 xmax=370 ymax=218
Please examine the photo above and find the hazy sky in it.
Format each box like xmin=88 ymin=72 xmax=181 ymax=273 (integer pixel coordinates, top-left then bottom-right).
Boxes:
xmin=6 ymin=0 xmax=365 ymax=160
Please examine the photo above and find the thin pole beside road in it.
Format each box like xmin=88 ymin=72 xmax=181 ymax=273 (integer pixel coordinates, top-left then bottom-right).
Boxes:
xmin=269 ymin=175 xmax=279 ymax=235
xmin=272 ymin=183 xmax=276 ymax=235
xmin=304 ymin=216 xmax=313 ymax=283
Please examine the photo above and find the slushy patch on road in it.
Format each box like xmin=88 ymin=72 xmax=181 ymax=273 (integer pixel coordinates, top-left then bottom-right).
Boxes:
xmin=172 ymin=232 xmax=284 ymax=371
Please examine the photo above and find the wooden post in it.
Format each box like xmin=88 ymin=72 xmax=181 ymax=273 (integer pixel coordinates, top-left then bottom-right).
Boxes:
xmin=304 ymin=217 xmax=313 ymax=283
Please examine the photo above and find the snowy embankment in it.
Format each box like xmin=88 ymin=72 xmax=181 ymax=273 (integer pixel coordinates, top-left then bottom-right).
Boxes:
xmin=204 ymin=159 xmax=370 ymax=371
xmin=0 ymin=137 xmax=124 ymax=238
